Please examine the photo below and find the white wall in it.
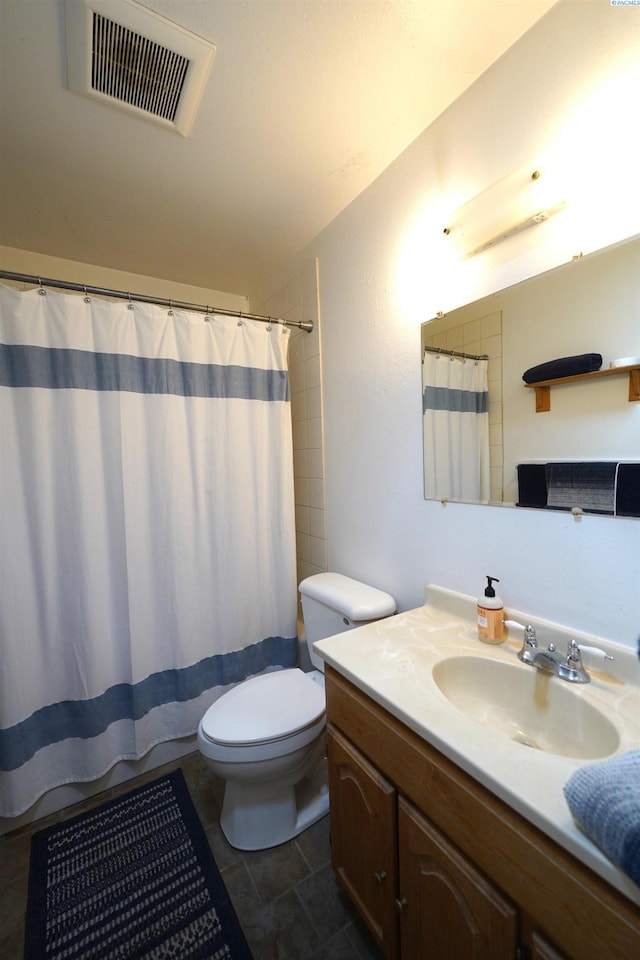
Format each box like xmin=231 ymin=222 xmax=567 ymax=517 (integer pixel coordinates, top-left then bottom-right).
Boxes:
xmin=0 ymin=246 xmax=247 ymax=313
xmin=502 ymin=239 xmax=640 ymax=497
xmin=251 ymin=2 xmax=640 ymax=649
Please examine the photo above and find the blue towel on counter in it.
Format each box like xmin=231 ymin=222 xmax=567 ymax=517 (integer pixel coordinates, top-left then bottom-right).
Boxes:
xmin=522 ymin=353 xmax=602 ymax=384
xmin=564 ymin=751 xmax=640 ymax=886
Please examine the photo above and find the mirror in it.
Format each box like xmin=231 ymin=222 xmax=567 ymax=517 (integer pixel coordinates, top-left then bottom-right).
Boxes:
xmin=421 ymin=235 xmax=640 ymax=515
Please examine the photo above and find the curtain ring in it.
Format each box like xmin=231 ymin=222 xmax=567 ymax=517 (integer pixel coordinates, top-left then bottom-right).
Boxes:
xmin=168 ymin=299 xmax=174 ymax=317
xmin=38 ymin=278 xmax=46 ymax=296
xmin=204 ymin=306 xmax=211 ymax=322
xmin=127 ymin=293 xmax=134 ymax=310
xmin=83 ymin=284 xmax=91 ymax=303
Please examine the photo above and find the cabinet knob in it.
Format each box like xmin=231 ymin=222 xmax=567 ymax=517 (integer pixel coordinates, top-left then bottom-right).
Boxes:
xmin=395 ymin=896 xmax=409 ymax=914
xmin=373 ymin=870 xmax=387 ymax=885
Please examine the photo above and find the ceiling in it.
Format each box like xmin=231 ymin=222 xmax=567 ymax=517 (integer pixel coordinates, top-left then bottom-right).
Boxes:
xmin=0 ymin=0 xmax=557 ymax=297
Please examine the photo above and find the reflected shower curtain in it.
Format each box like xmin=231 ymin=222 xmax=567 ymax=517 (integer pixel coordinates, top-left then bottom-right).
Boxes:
xmin=422 ymin=351 xmax=490 ymax=503
xmin=0 ymin=285 xmax=297 ymax=817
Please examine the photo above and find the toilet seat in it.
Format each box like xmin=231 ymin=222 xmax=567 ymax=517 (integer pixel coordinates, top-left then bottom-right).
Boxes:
xmin=200 ymin=668 xmax=325 ymax=749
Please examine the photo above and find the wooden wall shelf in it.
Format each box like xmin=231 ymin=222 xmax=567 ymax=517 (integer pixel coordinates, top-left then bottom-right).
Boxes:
xmin=525 ymin=364 xmax=640 ymax=412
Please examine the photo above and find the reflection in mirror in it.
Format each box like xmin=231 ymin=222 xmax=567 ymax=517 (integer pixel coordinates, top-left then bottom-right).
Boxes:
xmin=421 ymin=236 xmax=640 ymax=516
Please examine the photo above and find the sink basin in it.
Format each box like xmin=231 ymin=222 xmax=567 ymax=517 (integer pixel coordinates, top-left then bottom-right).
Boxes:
xmin=432 ymin=656 xmax=620 ymax=759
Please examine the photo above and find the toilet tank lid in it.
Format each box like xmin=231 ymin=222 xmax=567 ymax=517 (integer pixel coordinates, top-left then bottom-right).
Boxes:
xmin=201 ymin=669 xmax=325 ymax=745
xmin=299 ymin=572 xmax=395 ymax=620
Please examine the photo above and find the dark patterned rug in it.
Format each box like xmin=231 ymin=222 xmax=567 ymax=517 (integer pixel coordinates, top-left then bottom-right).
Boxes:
xmin=25 ymin=768 xmax=253 ymax=959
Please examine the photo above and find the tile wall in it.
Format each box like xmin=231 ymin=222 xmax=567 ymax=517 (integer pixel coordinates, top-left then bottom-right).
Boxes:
xmin=251 ymin=259 xmax=327 ymax=592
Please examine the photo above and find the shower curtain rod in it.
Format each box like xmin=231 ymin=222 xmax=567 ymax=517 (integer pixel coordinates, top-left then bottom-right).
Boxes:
xmin=423 ymin=345 xmax=489 ymax=361
xmin=0 ymin=270 xmax=314 ymax=332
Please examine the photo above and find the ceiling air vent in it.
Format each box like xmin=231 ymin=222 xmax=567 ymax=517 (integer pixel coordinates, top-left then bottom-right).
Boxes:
xmin=65 ymin=0 xmax=216 ymax=136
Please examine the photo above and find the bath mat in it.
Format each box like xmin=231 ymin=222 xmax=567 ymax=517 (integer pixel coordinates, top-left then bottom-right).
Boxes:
xmin=25 ymin=768 xmax=253 ymax=960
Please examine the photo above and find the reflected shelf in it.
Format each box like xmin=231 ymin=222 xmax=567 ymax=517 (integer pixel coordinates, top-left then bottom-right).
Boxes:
xmin=525 ymin=364 xmax=640 ymax=413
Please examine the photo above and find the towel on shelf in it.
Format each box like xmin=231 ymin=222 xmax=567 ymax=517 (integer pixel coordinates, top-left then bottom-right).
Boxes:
xmin=616 ymin=463 xmax=640 ymax=518
xmin=516 ymin=463 xmax=548 ymax=508
xmin=564 ymin=751 xmax=640 ymax=886
xmin=546 ymin=461 xmax=617 ymax=514
xmin=522 ymin=353 xmax=602 ymax=384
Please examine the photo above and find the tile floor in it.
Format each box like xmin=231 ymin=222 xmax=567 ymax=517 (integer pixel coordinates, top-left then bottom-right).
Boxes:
xmin=0 ymin=751 xmax=384 ymax=960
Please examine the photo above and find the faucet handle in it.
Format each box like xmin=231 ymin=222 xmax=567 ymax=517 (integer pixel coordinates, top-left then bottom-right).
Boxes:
xmin=566 ymin=639 xmax=582 ymax=664
xmin=576 ymin=644 xmax=614 ymax=662
xmin=506 ymin=621 xmax=539 ymax=665
xmin=504 ymin=620 xmax=537 ymax=646
xmin=564 ymin=640 xmax=614 ymax=679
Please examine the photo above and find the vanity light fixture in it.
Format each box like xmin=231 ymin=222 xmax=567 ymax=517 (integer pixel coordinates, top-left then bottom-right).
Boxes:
xmin=443 ymin=162 xmax=566 ymax=258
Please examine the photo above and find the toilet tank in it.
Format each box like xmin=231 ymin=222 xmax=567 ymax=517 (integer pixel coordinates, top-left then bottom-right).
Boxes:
xmin=299 ymin=573 xmax=396 ymax=672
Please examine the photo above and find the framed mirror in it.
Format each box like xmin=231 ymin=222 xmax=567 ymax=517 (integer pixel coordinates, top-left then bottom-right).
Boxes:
xmin=421 ymin=235 xmax=640 ymax=516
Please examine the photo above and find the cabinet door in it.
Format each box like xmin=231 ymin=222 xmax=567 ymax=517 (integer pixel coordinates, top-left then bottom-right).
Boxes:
xmin=530 ymin=932 xmax=568 ymax=960
xmin=327 ymin=726 xmax=399 ymax=959
xmin=519 ymin=914 xmax=568 ymax=959
xmin=398 ymin=797 xmax=517 ymax=960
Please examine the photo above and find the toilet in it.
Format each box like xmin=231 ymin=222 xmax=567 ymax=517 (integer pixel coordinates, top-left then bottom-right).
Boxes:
xmin=197 ymin=572 xmax=396 ymax=850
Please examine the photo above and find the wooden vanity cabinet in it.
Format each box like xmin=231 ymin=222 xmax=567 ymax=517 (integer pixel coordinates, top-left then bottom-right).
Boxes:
xmin=398 ymin=796 xmax=517 ymax=959
xmin=328 ymin=728 xmax=399 ymax=958
xmin=325 ymin=666 xmax=640 ymax=960
xmin=328 ymin=726 xmax=517 ymax=960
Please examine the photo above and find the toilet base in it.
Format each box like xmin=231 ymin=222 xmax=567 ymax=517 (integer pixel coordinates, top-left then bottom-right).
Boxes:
xmin=219 ymin=747 xmax=329 ymax=851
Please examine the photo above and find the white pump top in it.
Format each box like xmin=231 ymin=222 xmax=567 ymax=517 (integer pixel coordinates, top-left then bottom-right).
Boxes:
xmin=299 ymin=572 xmax=396 ymax=621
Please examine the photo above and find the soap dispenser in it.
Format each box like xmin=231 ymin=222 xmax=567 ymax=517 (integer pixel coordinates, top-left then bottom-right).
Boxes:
xmin=477 ymin=576 xmax=504 ymax=644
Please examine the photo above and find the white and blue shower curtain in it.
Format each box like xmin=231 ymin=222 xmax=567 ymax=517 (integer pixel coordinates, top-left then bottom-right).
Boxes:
xmin=422 ymin=351 xmax=490 ymax=503
xmin=0 ymin=285 xmax=298 ymax=818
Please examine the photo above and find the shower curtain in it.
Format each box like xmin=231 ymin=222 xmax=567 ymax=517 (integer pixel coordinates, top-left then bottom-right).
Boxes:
xmin=422 ymin=351 xmax=490 ymax=503
xmin=0 ymin=284 xmax=298 ymax=818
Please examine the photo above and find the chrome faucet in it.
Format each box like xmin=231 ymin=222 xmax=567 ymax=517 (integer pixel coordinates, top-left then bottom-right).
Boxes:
xmin=505 ymin=621 xmax=614 ymax=684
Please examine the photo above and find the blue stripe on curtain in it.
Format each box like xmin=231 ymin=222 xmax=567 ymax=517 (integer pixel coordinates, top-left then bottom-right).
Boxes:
xmin=423 ymin=384 xmax=488 ymax=414
xmin=0 ymin=344 xmax=289 ymax=401
xmin=0 ymin=635 xmax=297 ymax=772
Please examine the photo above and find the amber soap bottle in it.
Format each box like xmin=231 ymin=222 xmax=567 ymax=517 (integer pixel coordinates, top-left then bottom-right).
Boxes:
xmin=477 ymin=576 xmax=504 ymax=643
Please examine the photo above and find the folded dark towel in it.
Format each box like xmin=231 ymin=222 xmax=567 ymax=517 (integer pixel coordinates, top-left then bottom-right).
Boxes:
xmin=516 ymin=463 xmax=548 ymax=508
xmin=616 ymin=463 xmax=640 ymax=518
xmin=546 ymin=462 xmax=617 ymax=514
xmin=522 ymin=353 xmax=602 ymax=384
xmin=564 ymin=751 xmax=640 ymax=886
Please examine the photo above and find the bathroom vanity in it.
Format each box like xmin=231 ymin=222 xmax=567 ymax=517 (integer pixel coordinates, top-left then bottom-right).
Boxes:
xmin=314 ymin=587 xmax=640 ymax=960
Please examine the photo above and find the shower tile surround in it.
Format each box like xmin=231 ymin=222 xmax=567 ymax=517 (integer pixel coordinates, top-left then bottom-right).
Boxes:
xmin=422 ymin=310 xmax=504 ymax=503
xmin=0 ymin=752 xmax=383 ymax=960
xmin=250 ymin=259 xmax=328 ymax=598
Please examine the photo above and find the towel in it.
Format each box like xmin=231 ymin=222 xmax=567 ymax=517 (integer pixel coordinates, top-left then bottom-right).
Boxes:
xmin=522 ymin=353 xmax=602 ymax=384
xmin=546 ymin=462 xmax=617 ymax=514
xmin=564 ymin=751 xmax=640 ymax=886
xmin=616 ymin=463 xmax=640 ymax=518
xmin=516 ymin=463 xmax=548 ymax=508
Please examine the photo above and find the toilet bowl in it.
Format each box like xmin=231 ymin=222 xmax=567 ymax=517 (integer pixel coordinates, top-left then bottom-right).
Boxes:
xmin=197 ymin=573 xmax=395 ymax=850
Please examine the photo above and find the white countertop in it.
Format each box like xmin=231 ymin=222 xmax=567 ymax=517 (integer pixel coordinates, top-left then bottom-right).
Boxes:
xmin=313 ymin=584 xmax=640 ymax=906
